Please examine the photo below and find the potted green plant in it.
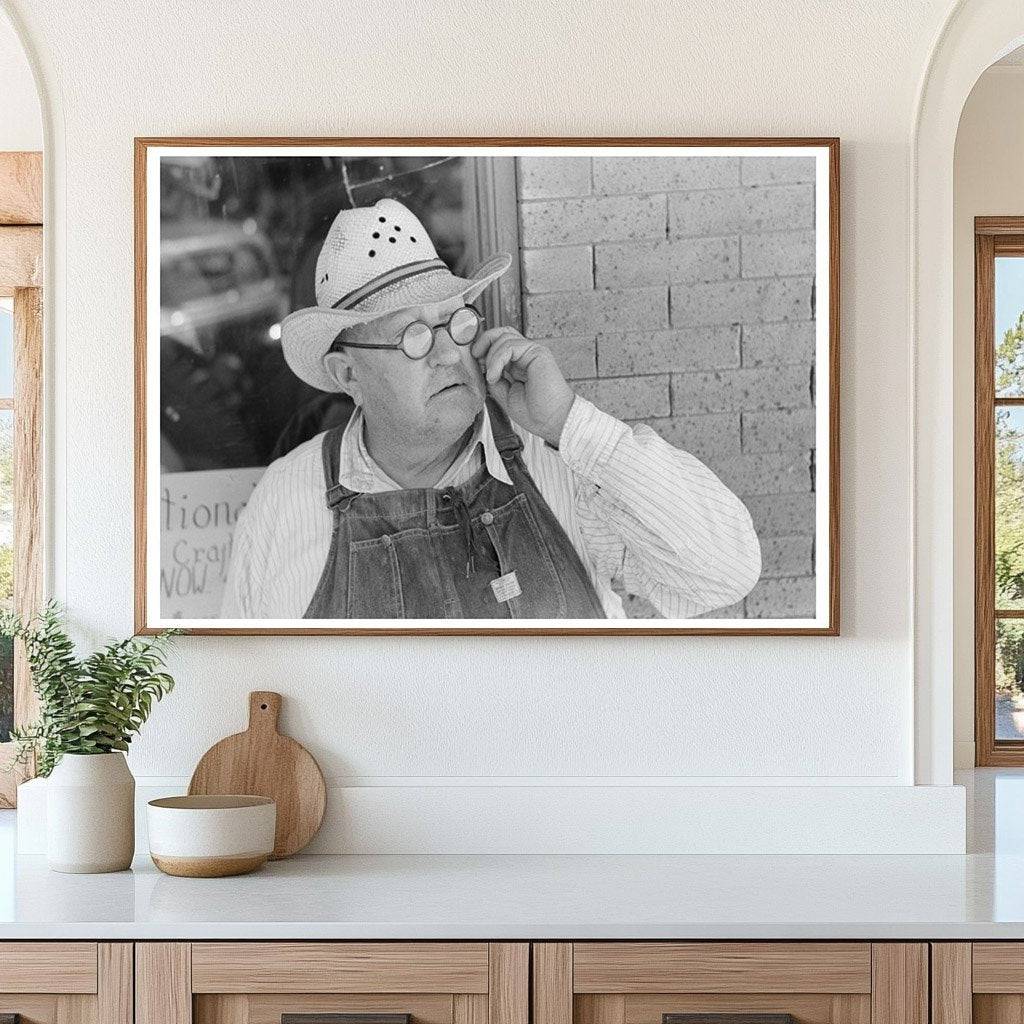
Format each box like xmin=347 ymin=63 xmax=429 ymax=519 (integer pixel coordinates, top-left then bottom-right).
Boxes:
xmin=2 ymin=603 xmax=178 ymax=873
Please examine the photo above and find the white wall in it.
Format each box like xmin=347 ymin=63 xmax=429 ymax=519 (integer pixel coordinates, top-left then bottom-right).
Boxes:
xmin=952 ymin=65 xmax=1024 ymax=767
xmin=0 ymin=0 xmax=974 ymax=851
xmin=0 ymin=8 xmax=40 ymax=150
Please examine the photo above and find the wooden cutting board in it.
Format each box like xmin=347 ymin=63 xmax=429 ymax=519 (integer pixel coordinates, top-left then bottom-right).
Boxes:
xmin=188 ymin=691 xmax=326 ymax=859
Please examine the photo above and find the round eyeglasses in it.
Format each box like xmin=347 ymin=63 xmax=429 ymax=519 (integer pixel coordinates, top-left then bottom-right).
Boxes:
xmin=329 ymin=305 xmax=484 ymax=361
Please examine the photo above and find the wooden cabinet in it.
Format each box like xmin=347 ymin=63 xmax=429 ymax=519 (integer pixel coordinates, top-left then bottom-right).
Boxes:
xmin=0 ymin=938 xmax=945 ymax=1024
xmin=0 ymin=942 xmax=132 ymax=1024
xmin=931 ymin=943 xmax=1024 ymax=1024
xmin=136 ymin=943 xmax=528 ymax=1024
xmin=532 ymin=943 xmax=928 ymax=1024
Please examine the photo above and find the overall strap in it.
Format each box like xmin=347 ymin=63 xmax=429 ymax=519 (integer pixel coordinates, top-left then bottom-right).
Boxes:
xmin=319 ymin=424 xmax=359 ymax=511
xmin=486 ymin=398 xmax=523 ymax=462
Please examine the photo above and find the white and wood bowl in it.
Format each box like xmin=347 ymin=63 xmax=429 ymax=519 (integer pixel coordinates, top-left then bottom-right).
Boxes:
xmin=147 ymin=795 xmax=277 ymax=877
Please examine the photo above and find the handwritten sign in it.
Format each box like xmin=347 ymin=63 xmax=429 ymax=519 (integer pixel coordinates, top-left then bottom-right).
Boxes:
xmin=159 ymin=467 xmax=265 ymax=619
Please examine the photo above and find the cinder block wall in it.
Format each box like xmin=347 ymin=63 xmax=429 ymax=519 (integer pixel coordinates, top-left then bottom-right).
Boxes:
xmin=517 ymin=155 xmax=817 ymax=619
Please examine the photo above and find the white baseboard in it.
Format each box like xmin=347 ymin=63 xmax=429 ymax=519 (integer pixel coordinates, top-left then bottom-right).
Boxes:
xmin=17 ymin=778 xmax=967 ymax=856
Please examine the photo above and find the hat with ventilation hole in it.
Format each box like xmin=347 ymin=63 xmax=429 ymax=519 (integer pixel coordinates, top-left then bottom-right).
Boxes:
xmin=281 ymin=198 xmax=512 ymax=391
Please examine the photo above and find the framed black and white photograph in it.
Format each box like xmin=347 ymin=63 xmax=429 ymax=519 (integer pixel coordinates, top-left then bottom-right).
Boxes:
xmin=135 ymin=138 xmax=839 ymax=635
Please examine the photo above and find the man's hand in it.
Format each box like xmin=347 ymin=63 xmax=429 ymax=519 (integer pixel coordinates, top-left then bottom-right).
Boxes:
xmin=471 ymin=328 xmax=576 ymax=447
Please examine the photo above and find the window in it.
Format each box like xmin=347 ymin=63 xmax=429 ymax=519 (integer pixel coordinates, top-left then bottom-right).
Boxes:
xmin=0 ymin=150 xmax=43 ymax=806
xmin=976 ymin=220 xmax=1024 ymax=764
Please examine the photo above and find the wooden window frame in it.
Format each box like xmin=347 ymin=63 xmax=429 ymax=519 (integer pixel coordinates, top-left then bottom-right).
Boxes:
xmin=0 ymin=151 xmax=43 ymax=806
xmin=975 ymin=216 xmax=1024 ymax=765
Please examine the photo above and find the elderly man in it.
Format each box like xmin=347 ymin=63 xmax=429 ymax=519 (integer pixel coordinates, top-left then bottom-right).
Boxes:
xmin=221 ymin=198 xmax=761 ymax=620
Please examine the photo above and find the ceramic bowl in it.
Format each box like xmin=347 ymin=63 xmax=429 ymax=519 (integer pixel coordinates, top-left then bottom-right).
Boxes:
xmin=146 ymin=795 xmax=276 ymax=877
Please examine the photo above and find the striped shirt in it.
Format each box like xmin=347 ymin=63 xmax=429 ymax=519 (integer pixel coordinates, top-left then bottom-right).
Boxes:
xmin=220 ymin=395 xmax=762 ymax=620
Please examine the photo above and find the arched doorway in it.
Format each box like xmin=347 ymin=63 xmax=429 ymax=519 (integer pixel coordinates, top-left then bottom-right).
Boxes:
xmin=913 ymin=0 xmax=1024 ymax=785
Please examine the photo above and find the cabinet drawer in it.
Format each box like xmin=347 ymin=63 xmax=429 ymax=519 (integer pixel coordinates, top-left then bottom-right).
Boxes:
xmin=535 ymin=943 xmax=925 ymax=1024
xmin=572 ymin=943 xmax=872 ymax=994
xmin=139 ymin=942 xmax=528 ymax=1024
xmin=0 ymin=942 xmax=98 ymax=993
xmin=973 ymin=943 xmax=1024 ymax=992
xmin=191 ymin=942 xmax=490 ymax=993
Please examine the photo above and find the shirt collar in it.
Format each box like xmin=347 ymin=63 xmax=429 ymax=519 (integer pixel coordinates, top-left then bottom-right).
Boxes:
xmin=338 ymin=405 xmax=514 ymax=492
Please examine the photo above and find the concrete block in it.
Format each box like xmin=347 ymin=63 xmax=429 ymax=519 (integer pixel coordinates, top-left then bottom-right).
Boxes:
xmin=592 ymin=155 xmax=739 ymax=194
xmin=541 ymin=335 xmax=597 ymax=380
xmin=595 ymin=236 xmax=739 ymax=288
xmin=705 ymin=449 xmax=813 ymax=495
xmin=743 ymin=493 xmax=816 ymax=537
xmin=639 ymin=413 xmax=741 ymax=460
xmin=525 ymin=286 xmax=668 ymax=336
xmin=742 ymin=407 xmax=816 ymax=452
xmin=669 ymin=184 xmax=814 ymax=238
xmin=741 ymin=230 xmax=816 ymax=277
xmin=741 ymin=156 xmax=817 ymax=186
xmin=672 ymin=365 xmax=812 ymax=415
xmin=599 ymin=326 xmax=740 ymax=375
xmin=521 ymin=245 xmax=593 ymax=293
xmin=760 ymin=535 xmax=814 ymax=578
xmin=520 ymin=194 xmax=666 ymax=247
xmin=670 ymin=276 xmax=813 ymax=327
xmin=745 ymin=575 xmax=817 ymax=618
xmin=742 ymin=320 xmax=816 ymax=366
xmin=574 ymin=375 xmax=671 ymax=419
xmin=517 ymin=156 xmax=592 ymax=198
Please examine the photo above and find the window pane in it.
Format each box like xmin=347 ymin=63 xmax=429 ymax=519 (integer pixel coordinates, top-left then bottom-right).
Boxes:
xmin=997 ymin=406 xmax=1024 ymax=609
xmin=997 ymin=619 xmax=1024 ymax=740
xmin=0 ymin=410 xmax=11 ymax=742
xmin=0 ymin=299 xmax=13 ymax=399
xmin=996 ymin=256 xmax=1024 ymax=397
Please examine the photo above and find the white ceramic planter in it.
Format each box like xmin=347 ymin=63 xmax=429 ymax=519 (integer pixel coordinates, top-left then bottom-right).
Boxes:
xmin=46 ymin=752 xmax=135 ymax=873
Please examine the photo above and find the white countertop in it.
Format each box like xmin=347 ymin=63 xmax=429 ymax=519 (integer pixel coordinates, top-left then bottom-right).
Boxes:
xmin=0 ymin=847 xmax=1022 ymax=940
xmin=0 ymin=769 xmax=1021 ymax=941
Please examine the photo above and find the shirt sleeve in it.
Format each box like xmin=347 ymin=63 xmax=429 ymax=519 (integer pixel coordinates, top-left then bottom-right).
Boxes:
xmin=558 ymin=395 xmax=762 ymax=618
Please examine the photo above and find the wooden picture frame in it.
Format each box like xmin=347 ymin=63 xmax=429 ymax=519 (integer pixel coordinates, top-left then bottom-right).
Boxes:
xmin=135 ymin=137 xmax=840 ymax=636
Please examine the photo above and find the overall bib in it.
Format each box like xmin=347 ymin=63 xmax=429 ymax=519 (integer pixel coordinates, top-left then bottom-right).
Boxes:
xmin=303 ymin=401 xmax=606 ymax=619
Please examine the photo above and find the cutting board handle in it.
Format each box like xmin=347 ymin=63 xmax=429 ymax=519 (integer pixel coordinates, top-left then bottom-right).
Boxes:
xmin=248 ymin=691 xmax=282 ymax=734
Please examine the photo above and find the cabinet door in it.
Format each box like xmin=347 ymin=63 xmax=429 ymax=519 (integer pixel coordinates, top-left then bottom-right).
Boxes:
xmin=137 ymin=942 xmax=528 ymax=1024
xmin=937 ymin=942 xmax=1024 ymax=1024
xmin=0 ymin=942 xmax=132 ymax=1024
xmin=534 ymin=943 xmax=927 ymax=1024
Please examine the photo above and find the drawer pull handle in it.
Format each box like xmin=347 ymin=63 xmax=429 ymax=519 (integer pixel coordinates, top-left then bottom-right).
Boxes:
xmin=283 ymin=1016 xmax=411 ymax=1024
xmin=664 ymin=1016 xmax=797 ymax=1024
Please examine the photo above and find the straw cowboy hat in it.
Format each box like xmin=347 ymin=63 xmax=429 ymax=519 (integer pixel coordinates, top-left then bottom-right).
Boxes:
xmin=281 ymin=198 xmax=512 ymax=392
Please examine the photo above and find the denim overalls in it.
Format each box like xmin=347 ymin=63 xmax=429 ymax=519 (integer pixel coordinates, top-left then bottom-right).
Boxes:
xmin=303 ymin=401 xmax=606 ymax=619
